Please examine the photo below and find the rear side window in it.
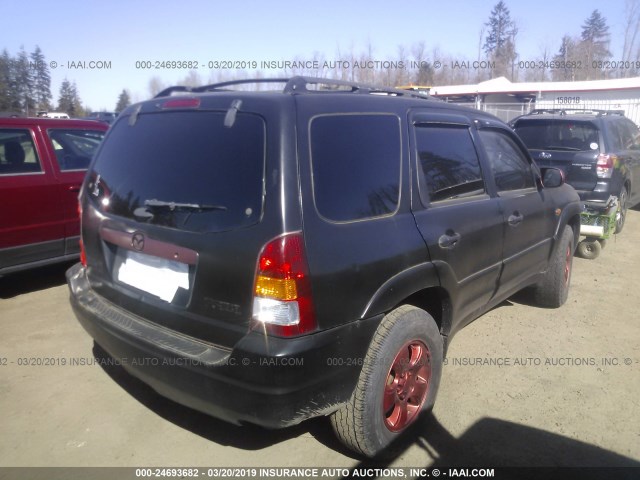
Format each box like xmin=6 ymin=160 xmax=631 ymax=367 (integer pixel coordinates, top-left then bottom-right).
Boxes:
xmin=48 ymin=129 xmax=105 ymax=171
xmin=479 ymin=129 xmax=535 ymax=192
xmin=514 ymin=119 xmax=600 ymax=152
xmin=310 ymin=114 xmax=401 ymax=222
xmin=90 ymin=111 xmax=265 ymax=233
xmin=0 ymin=129 xmax=42 ymax=175
xmin=414 ymin=125 xmax=484 ymax=203
xmin=610 ymin=119 xmax=640 ymax=151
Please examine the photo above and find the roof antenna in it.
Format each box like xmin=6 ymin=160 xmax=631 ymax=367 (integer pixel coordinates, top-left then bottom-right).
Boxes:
xmin=224 ymin=100 xmax=242 ymax=128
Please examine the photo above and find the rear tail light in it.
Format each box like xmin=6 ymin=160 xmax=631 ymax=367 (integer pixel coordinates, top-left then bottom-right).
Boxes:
xmin=596 ymin=154 xmax=616 ymax=178
xmin=252 ymin=233 xmax=317 ymax=337
xmin=78 ymin=201 xmax=87 ymax=267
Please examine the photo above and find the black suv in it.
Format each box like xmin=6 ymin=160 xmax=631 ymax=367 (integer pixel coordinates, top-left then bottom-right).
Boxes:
xmin=511 ymin=109 xmax=640 ymax=233
xmin=67 ymin=77 xmax=581 ymax=457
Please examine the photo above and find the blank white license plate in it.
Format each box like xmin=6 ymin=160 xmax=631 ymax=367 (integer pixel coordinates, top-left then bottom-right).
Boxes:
xmin=116 ymin=250 xmax=189 ymax=302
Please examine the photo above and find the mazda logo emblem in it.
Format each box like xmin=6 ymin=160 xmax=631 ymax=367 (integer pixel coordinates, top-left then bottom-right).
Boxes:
xmin=131 ymin=232 xmax=145 ymax=251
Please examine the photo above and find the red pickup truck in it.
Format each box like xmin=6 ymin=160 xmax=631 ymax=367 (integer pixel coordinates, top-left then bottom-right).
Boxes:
xmin=0 ymin=117 xmax=108 ymax=276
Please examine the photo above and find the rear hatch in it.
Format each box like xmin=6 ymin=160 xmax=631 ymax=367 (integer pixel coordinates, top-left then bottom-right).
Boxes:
xmin=81 ymin=102 xmax=271 ymax=348
xmin=514 ymin=118 xmax=600 ymax=191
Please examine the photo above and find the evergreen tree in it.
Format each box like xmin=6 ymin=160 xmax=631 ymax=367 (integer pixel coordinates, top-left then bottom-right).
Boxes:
xmin=0 ymin=49 xmax=12 ymax=111
xmin=483 ymin=1 xmax=518 ymax=79
xmin=580 ymin=10 xmax=612 ymax=79
xmin=552 ymin=35 xmax=578 ymax=81
xmin=13 ymin=46 xmax=35 ymax=114
xmin=115 ymin=89 xmax=131 ymax=112
xmin=30 ymin=46 xmax=52 ymax=111
xmin=57 ymin=79 xmax=83 ymax=116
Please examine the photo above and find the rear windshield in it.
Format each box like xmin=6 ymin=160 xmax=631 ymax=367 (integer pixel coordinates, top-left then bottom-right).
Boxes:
xmin=514 ymin=119 xmax=600 ymax=152
xmin=90 ymin=111 xmax=265 ymax=233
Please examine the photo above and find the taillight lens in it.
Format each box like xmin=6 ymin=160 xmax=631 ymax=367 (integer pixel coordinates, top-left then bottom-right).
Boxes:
xmin=252 ymin=233 xmax=316 ymax=337
xmin=161 ymin=98 xmax=200 ymax=109
xmin=596 ymin=154 xmax=616 ymax=178
xmin=78 ymin=201 xmax=87 ymax=267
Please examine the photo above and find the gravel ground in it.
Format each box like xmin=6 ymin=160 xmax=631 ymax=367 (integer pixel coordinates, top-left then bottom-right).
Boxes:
xmin=1 ymin=210 xmax=638 ymax=473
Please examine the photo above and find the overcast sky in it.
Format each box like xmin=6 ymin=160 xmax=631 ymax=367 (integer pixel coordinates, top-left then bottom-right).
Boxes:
xmin=4 ymin=0 xmax=630 ymax=110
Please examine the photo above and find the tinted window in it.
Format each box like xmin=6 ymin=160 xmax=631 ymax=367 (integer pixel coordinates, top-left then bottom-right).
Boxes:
xmin=616 ymin=119 xmax=640 ymax=150
xmin=0 ymin=129 xmax=42 ymax=175
xmin=514 ymin=119 xmax=600 ymax=152
xmin=311 ymin=114 xmax=401 ymax=222
xmin=625 ymin=120 xmax=640 ymax=149
xmin=415 ymin=125 xmax=484 ymax=202
xmin=480 ymin=129 xmax=535 ymax=192
xmin=90 ymin=111 xmax=265 ymax=233
xmin=48 ymin=129 xmax=105 ymax=171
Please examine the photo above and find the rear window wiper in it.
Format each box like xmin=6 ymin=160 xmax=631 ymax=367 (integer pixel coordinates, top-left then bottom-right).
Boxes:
xmin=144 ymin=199 xmax=227 ymax=211
xmin=542 ymin=145 xmax=582 ymax=151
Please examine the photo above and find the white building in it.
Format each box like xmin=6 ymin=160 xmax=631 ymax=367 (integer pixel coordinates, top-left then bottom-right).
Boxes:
xmin=429 ymin=76 xmax=640 ymax=125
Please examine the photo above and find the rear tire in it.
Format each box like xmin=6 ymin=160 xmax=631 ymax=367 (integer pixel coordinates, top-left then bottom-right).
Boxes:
xmin=532 ymin=226 xmax=574 ymax=307
xmin=577 ymin=238 xmax=601 ymax=260
xmin=330 ymin=305 xmax=443 ymax=458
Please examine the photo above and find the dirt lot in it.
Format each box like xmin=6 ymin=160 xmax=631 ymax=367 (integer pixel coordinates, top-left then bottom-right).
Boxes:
xmin=1 ymin=210 xmax=639 ymax=472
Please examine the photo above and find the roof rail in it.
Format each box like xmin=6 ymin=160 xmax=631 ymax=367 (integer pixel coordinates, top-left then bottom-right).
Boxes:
xmin=153 ymin=76 xmax=434 ymax=101
xmin=529 ymin=108 xmax=625 ymax=117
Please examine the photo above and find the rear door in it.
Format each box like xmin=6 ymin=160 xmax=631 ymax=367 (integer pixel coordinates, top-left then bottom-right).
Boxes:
xmin=477 ymin=126 xmax=556 ymax=293
xmin=0 ymin=125 xmax=63 ymax=272
xmin=295 ymin=102 xmax=426 ymax=330
xmin=409 ymin=112 xmax=504 ymax=328
xmin=43 ymin=126 xmax=107 ymax=254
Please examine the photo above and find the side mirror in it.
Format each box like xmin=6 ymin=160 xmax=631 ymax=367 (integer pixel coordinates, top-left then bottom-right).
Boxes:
xmin=541 ymin=167 xmax=565 ymax=188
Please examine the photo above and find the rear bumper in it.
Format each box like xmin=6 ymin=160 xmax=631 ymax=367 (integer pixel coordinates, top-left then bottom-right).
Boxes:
xmin=66 ymin=263 xmax=381 ymax=428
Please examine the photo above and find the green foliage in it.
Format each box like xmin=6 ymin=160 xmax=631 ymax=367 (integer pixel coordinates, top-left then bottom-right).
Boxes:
xmin=31 ymin=46 xmax=52 ymax=111
xmin=0 ymin=46 xmax=55 ymax=115
xmin=57 ymin=78 xmax=84 ymax=116
xmin=483 ymin=1 xmax=518 ymax=79
xmin=115 ymin=89 xmax=131 ymax=113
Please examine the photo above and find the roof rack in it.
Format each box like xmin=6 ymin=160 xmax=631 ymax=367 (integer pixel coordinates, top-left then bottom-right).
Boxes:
xmin=154 ymin=76 xmax=434 ymax=101
xmin=529 ymin=108 xmax=625 ymax=117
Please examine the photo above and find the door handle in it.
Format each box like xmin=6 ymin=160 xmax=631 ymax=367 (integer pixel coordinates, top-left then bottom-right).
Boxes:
xmin=508 ymin=212 xmax=523 ymax=226
xmin=68 ymin=185 xmax=81 ymax=192
xmin=438 ymin=232 xmax=461 ymax=249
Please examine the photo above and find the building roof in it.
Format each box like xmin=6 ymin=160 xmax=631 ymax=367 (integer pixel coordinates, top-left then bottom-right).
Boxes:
xmin=429 ymin=76 xmax=640 ymax=96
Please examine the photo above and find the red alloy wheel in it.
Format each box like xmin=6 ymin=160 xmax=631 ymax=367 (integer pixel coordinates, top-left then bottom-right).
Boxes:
xmin=564 ymin=245 xmax=572 ymax=285
xmin=383 ymin=340 xmax=431 ymax=432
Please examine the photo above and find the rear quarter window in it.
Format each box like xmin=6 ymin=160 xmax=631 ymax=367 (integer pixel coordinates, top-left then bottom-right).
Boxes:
xmin=48 ymin=129 xmax=106 ymax=171
xmin=310 ymin=114 xmax=401 ymax=222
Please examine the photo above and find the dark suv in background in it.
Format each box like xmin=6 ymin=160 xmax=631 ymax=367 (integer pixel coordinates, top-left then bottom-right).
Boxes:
xmin=67 ymin=77 xmax=581 ymax=457
xmin=511 ymin=109 xmax=640 ymax=233
xmin=84 ymin=111 xmax=117 ymax=125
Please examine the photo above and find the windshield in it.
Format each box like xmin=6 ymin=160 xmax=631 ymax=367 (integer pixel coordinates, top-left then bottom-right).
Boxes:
xmin=514 ymin=119 xmax=600 ymax=152
xmin=89 ymin=110 xmax=265 ymax=233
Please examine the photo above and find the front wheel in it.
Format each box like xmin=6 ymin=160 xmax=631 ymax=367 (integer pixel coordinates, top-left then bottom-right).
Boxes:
xmin=330 ymin=305 xmax=443 ymax=458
